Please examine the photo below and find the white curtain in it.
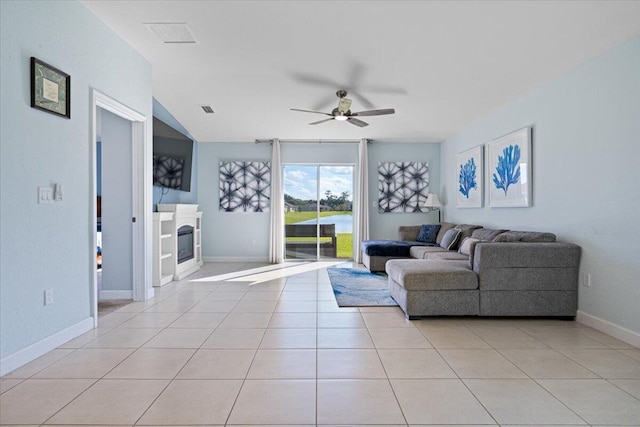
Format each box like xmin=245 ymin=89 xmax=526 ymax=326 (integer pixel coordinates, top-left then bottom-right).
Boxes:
xmin=269 ymin=138 xmax=284 ymax=263
xmin=354 ymin=138 xmax=370 ymax=264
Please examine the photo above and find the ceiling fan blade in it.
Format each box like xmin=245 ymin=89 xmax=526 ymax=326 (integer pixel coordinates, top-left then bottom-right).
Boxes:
xmin=349 ymin=91 xmax=375 ymax=110
xmin=347 ymin=118 xmax=369 ymax=127
xmin=312 ymin=94 xmax=339 ymax=111
xmin=309 ymin=118 xmax=335 ymax=125
xmin=350 ymin=108 xmax=395 ymax=117
xmin=290 ymin=72 xmax=340 ymax=88
xmin=290 ymin=108 xmax=332 ymax=116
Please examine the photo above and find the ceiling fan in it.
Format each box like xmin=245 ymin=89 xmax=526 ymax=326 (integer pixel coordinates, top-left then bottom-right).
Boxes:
xmin=290 ymin=90 xmax=395 ymax=127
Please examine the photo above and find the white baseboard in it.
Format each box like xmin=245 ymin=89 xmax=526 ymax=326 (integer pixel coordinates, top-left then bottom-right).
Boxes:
xmin=203 ymin=256 xmax=269 ymax=263
xmin=0 ymin=317 xmax=94 ymax=376
xmin=576 ymin=310 xmax=640 ymax=348
xmin=98 ymin=290 xmax=133 ymax=300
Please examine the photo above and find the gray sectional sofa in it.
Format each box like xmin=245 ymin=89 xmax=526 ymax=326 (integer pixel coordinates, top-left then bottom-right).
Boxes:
xmin=362 ymin=223 xmax=581 ymax=319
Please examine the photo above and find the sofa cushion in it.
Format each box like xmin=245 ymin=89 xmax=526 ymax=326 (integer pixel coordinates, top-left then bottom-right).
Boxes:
xmin=416 ymin=224 xmax=441 ymax=244
xmin=471 ymin=228 xmax=508 ymax=242
xmin=493 ymin=231 xmax=556 ymax=242
xmin=398 ymin=226 xmax=421 ymax=241
xmin=440 ymin=228 xmax=461 ymax=250
xmin=361 ymin=240 xmax=430 ymax=257
xmin=386 ymin=259 xmax=478 ymax=291
xmin=452 ymin=224 xmax=483 ymax=249
xmin=427 ymin=251 xmax=469 ymax=261
xmin=458 ymin=237 xmax=480 ymax=256
xmin=410 ymin=246 xmax=450 ymax=259
xmin=436 ymin=222 xmax=456 ymax=244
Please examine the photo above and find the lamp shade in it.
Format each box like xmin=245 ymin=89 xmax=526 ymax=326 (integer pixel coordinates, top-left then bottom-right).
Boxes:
xmin=424 ymin=193 xmax=441 ymax=209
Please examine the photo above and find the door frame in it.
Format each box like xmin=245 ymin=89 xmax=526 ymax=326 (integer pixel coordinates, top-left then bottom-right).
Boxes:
xmin=90 ymin=89 xmax=153 ymax=327
xmin=283 ymin=163 xmax=355 ymax=261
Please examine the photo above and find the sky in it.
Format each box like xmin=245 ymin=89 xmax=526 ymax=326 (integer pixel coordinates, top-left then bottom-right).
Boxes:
xmin=283 ymin=165 xmax=353 ymax=201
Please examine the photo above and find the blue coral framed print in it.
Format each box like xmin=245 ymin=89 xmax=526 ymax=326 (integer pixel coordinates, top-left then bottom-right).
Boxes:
xmin=488 ymin=127 xmax=532 ymax=207
xmin=456 ymin=145 xmax=483 ymax=208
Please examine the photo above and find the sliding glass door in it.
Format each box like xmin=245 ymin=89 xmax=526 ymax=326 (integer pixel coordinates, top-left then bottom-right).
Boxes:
xmin=283 ymin=164 xmax=354 ymax=260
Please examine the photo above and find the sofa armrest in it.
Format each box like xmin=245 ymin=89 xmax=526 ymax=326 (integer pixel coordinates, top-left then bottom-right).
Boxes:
xmin=473 ymin=242 xmax=581 ymax=273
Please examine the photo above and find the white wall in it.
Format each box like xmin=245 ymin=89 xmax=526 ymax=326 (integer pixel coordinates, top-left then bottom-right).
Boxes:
xmin=99 ymin=108 xmax=133 ymax=296
xmin=198 ymin=141 xmax=440 ymax=259
xmin=441 ymin=36 xmax=640 ymax=337
xmin=0 ymin=0 xmax=151 ymax=363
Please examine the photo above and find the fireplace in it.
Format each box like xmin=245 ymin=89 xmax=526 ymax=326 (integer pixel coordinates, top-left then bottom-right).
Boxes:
xmin=177 ymin=225 xmax=194 ymax=264
xmin=154 ymin=204 xmax=202 ymax=286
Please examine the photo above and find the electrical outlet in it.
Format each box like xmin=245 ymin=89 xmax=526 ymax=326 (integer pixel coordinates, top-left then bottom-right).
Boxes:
xmin=583 ymin=273 xmax=591 ymax=287
xmin=44 ymin=288 xmax=54 ymax=305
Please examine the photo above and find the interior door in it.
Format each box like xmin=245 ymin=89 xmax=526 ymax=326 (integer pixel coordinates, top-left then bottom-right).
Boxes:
xmin=98 ymin=107 xmax=133 ymax=299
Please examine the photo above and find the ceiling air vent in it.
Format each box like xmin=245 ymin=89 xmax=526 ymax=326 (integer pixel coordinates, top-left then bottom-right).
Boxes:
xmin=145 ymin=23 xmax=196 ymax=44
xmin=201 ymin=105 xmax=214 ymax=114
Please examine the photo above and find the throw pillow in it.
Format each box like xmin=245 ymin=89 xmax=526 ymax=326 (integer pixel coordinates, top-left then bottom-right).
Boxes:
xmin=436 ymin=222 xmax=456 ymax=244
xmin=416 ymin=224 xmax=441 ymax=244
xmin=439 ymin=228 xmax=461 ymax=250
xmin=458 ymin=237 xmax=480 ymax=255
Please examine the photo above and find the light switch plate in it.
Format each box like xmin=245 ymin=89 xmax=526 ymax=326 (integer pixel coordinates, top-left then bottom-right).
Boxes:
xmin=38 ymin=187 xmax=53 ymax=204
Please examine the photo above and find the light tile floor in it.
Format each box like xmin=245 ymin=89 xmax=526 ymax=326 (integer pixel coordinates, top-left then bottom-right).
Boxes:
xmin=2 ymin=261 xmax=640 ymax=426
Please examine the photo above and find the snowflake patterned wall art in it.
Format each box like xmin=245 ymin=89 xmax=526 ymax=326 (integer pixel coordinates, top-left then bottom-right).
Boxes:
xmin=378 ymin=162 xmax=429 ymax=213
xmin=456 ymin=145 xmax=483 ymax=208
xmin=219 ymin=161 xmax=271 ymax=212
xmin=488 ymin=127 xmax=532 ymax=207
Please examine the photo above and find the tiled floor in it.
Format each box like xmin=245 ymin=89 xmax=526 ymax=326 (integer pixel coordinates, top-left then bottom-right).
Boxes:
xmin=2 ymin=261 xmax=640 ymax=426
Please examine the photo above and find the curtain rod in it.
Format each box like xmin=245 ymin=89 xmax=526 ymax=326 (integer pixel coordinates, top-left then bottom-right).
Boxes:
xmin=255 ymin=138 xmax=372 ymax=144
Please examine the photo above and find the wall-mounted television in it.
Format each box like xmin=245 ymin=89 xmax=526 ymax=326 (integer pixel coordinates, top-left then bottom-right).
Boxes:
xmin=153 ymin=117 xmax=193 ymax=192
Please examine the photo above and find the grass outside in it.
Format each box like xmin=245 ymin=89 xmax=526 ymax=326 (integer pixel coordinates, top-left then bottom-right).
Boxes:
xmin=285 ymin=211 xmax=353 ymax=259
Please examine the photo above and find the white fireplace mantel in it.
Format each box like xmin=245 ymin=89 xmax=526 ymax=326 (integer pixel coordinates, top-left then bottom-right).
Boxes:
xmin=152 ymin=204 xmax=202 ymax=287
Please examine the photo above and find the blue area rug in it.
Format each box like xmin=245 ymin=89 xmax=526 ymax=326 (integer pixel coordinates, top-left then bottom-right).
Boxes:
xmin=327 ymin=268 xmax=398 ymax=307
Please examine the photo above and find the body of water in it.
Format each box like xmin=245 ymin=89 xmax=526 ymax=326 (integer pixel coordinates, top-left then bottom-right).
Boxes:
xmin=295 ymin=214 xmax=353 ymax=233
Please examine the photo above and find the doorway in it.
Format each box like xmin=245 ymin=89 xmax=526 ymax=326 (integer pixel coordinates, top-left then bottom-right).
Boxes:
xmin=283 ymin=164 xmax=354 ymax=260
xmin=91 ymin=90 xmax=152 ymax=327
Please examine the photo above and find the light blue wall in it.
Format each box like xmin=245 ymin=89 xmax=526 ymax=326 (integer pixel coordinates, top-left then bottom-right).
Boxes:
xmin=368 ymin=143 xmax=441 ymax=239
xmin=0 ymin=1 xmax=152 ymax=359
xmin=152 ymin=98 xmax=198 ymax=207
xmin=441 ymin=36 xmax=640 ymax=335
xmin=198 ymin=141 xmax=440 ymax=258
xmin=198 ymin=142 xmax=273 ymax=259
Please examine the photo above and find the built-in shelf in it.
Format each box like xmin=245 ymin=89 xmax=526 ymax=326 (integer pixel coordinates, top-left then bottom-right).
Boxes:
xmin=153 ymin=204 xmax=203 ymax=287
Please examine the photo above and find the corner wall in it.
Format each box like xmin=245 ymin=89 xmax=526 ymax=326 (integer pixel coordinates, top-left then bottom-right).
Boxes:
xmin=440 ymin=36 xmax=640 ymax=340
xmin=0 ymin=0 xmax=152 ymax=365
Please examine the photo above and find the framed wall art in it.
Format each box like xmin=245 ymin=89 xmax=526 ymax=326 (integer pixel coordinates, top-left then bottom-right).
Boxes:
xmin=30 ymin=57 xmax=70 ymax=119
xmin=219 ymin=161 xmax=271 ymax=212
xmin=456 ymin=145 xmax=483 ymax=208
xmin=488 ymin=127 xmax=532 ymax=207
xmin=378 ymin=161 xmax=429 ymax=213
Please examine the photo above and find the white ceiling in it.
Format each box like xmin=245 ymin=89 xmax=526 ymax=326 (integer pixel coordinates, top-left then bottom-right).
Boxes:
xmin=82 ymin=0 xmax=640 ymax=143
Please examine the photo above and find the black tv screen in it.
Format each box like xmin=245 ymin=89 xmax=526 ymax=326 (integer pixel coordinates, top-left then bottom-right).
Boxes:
xmin=153 ymin=117 xmax=193 ymax=192
xmin=153 ymin=155 xmax=184 ymax=190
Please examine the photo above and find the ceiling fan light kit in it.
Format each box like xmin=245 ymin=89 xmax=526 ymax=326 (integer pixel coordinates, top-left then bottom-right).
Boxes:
xmin=291 ymin=90 xmax=395 ymax=127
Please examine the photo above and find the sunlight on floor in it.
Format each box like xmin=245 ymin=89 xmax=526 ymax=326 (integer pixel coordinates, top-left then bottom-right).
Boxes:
xmin=189 ymin=260 xmax=346 ymax=285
